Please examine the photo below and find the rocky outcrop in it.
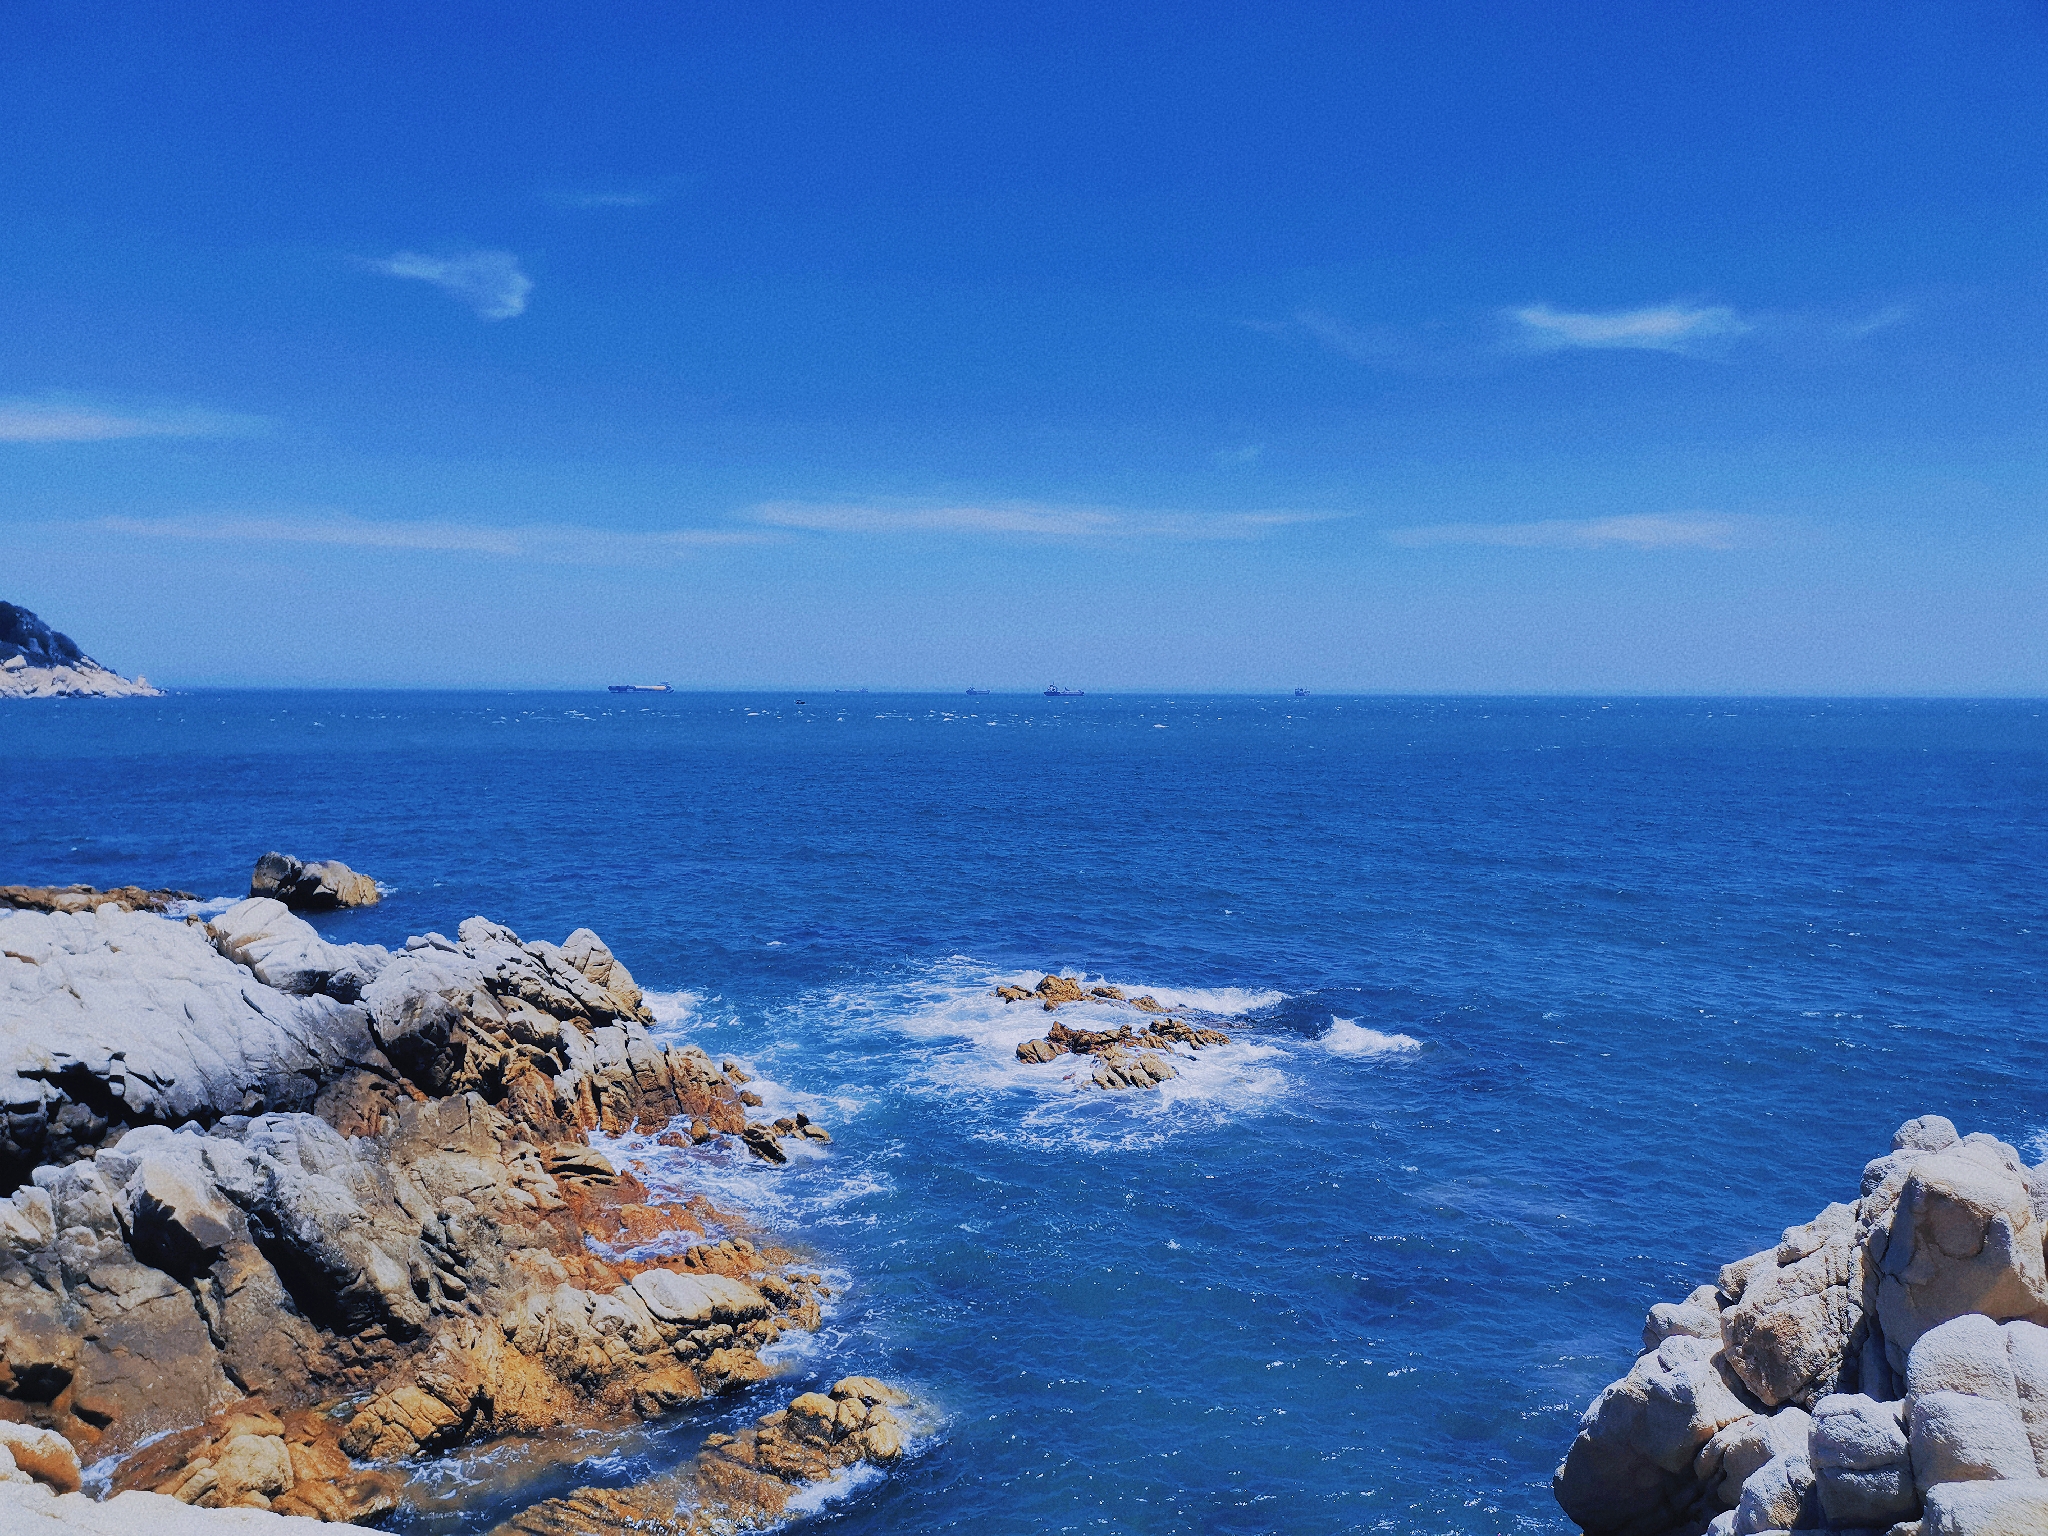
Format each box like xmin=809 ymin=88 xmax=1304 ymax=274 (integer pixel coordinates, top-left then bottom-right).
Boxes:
xmin=1556 ymin=1116 xmax=2048 ymax=1536
xmin=0 ymin=603 xmax=160 ymax=700
xmin=994 ymin=974 xmax=1172 ymax=1014
xmin=0 ymin=1482 xmax=330 ymax=1531
xmin=0 ymin=899 xmax=834 ymax=1528
xmin=0 ymin=906 xmax=384 ymax=1189
xmin=0 ymin=887 xmax=197 ymax=916
xmin=246 ymin=858 xmax=379 ymax=913
xmin=1012 ymin=1008 xmax=1232 ymax=1092
xmin=492 ymin=1376 xmax=917 ymax=1535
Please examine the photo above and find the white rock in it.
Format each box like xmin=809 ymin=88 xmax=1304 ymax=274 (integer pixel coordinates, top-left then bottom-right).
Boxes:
xmin=1922 ymin=1478 xmax=2048 ymax=1536
xmin=629 ymin=1267 xmax=770 ymax=1325
xmin=0 ymin=1482 xmax=325 ymax=1531
xmin=1911 ymin=1389 xmax=2040 ymax=1485
xmin=205 ymin=899 xmax=388 ymax=1000
xmin=1730 ymin=1452 xmax=1817 ymax=1534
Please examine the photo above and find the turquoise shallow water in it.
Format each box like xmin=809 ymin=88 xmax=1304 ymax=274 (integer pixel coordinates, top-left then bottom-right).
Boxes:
xmin=4 ymin=692 xmax=2045 ymax=1532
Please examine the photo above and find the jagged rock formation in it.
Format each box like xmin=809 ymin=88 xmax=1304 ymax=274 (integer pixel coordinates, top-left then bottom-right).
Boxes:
xmin=1008 ymin=981 xmax=1233 ymax=1091
xmin=1556 ymin=1116 xmax=2048 ymax=1536
xmin=0 ymin=602 xmax=160 ymax=699
xmin=0 ymin=886 xmax=197 ymax=916
xmin=247 ymin=856 xmax=379 ymax=913
xmin=492 ymin=1376 xmax=917 ymax=1535
xmin=0 ymin=896 xmax=846 ymax=1528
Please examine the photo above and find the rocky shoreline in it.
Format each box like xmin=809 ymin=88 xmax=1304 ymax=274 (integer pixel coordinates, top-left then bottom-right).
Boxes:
xmin=0 ymin=872 xmax=913 ymax=1531
xmin=0 ymin=603 xmax=160 ymax=700
xmin=1557 ymin=1115 xmax=2048 ymax=1536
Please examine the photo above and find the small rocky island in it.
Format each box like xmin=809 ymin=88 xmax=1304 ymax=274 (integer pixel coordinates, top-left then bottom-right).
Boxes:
xmin=0 ymin=601 xmax=161 ymax=699
xmin=1558 ymin=1115 xmax=2048 ymax=1536
xmin=1002 ymin=973 xmax=1233 ymax=1090
xmin=0 ymin=875 xmax=913 ymax=1531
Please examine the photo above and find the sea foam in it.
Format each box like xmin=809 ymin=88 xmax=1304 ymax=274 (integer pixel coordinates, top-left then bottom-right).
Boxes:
xmin=1320 ymin=1017 xmax=1423 ymax=1057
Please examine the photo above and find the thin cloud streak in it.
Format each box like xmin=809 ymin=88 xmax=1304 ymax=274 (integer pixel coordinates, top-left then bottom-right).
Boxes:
xmin=542 ymin=188 xmax=665 ymax=209
xmin=97 ymin=514 xmax=775 ymax=561
xmin=368 ymin=250 xmax=533 ymax=319
xmin=753 ymin=501 xmax=1335 ymax=540
xmin=0 ymin=399 xmax=265 ymax=442
xmin=1507 ymin=302 xmax=1752 ymax=354
xmin=1385 ymin=513 xmax=1759 ymax=551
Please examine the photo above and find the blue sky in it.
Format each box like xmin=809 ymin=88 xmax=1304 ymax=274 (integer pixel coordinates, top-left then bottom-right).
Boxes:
xmin=4 ymin=0 xmax=2046 ymax=691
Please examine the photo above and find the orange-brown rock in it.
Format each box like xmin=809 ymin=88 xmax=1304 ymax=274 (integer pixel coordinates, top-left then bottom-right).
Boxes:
xmin=0 ymin=883 xmax=196 ymax=914
xmin=490 ymin=1377 xmax=915 ymax=1536
xmin=1033 ymin=973 xmax=1087 ymax=1006
xmin=111 ymin=1401 xmax=400 ymax=1522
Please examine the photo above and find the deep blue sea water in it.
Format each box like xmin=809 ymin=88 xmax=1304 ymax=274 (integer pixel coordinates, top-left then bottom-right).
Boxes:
xmin=3 ymin=692 xmax=2045 ymax=1534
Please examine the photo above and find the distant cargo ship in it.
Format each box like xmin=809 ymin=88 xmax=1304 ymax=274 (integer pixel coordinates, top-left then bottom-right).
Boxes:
xmin=607 ymin=683 xmax=672 ymax=693
xmin=1043 ymin=683 xmax=1084 ymax=698
xmin=965 ymin=687 xmax=991 ymax=696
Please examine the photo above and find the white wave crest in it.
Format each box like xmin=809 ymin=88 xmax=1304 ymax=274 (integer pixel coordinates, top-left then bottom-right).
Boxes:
xmin=641 ymin=988 xmax=704 ymax=1028
xmin=1321 ymin=1017 xmax=1423 ymax=1057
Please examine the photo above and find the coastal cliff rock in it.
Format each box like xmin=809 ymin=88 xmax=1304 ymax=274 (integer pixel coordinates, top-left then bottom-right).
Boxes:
xmin=247 ymin=857 xmax=380 ymax=913
xmin=1556 ymin=1116 xmax=2048 ymax=1536
xmin=0 ymin=602 xmax=161 ymax=700
xmin=491 ymin=1376 xmax=918 ymax=1535
xmin=0 ymin=900 xmax=827 ymax=1527
xmin=0 ymin=906 xmax=383 ymax=1188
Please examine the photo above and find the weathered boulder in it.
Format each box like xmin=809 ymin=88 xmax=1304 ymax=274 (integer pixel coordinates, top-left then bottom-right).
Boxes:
xmin=205 ymin=900 xmax=388 ymax=1001
xmin=0 ymin=906 xmax=379 ymax=1190
xmin=1554 ymin=1334 xmax=1757 ymax=1535
xmin=1728 ymin=1450 xmax=1817 ymax=1534
xmin=1694 ymin=1406 xmax=1810 ymax=1511
xmin=1718 ymin=1201 xmax=1868 ymax=1409
xmin=1874 ymin=1138 xmax=2048 ymax=1368
xmin=1921 ymin=1479 xmax=2048 ymax=1536
xmin=0 ymin=1422 xmax=82 ymax=1493
xmin=247 ymin=855 xmax=379 ymax=912
xmin=1809 ymin=1393 xmax=1915 ymax=1526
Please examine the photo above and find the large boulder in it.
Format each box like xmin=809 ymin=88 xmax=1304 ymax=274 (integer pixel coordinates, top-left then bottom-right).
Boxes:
xmin=1809 ymin=1393 xmax=1916 ymax=1527
xmin=1921 ymin=1479 xmax=2048 ymax=1536
xmin=0 ymin=1482 xmax=328 ymax=1530
xmin=248 ymin=854 xmax=379 ymax=912
xmin=204 ymin=899 xmax=388 ymax=1001
xmin=0 ymin=906 xmax=379 ymax=1188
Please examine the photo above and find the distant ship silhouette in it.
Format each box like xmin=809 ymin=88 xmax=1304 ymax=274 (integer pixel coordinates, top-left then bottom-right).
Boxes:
xmin=1043 ymin=683 xmax=1084 ymax=698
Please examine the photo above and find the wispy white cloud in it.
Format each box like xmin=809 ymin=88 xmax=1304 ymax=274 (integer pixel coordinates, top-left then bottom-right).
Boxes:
xmin=1840 ymin=304 xmax=1910 ymax=340
xmin=0 ymin=398 xmax=265 ymax=443
xmin=1385 ymin=513 xmax=1760 ymax=551
xmin=1507 ymin=302 xmax=1752 ymax=355
xmin=752 ymin=500 xmax=1334 ymax=540
xmin=542 ymin=188 xmax=665 ymax=209
xmin=97 ymin=513 xmax=773 ymax=561
xmin=368 ymin=250 xmax=533 ymax=319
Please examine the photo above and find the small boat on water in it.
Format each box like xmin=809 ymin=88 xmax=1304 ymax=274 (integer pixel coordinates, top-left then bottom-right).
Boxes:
xmin=607 ymin=683 xmax=673 ymax=693
xmin=1294 ymin=688 xmax=1308 ymax=698
xmin=1043 ymin=683 xmax=1084 ymax=698
xmin=965 ymin=687 xmax=991 ymax=696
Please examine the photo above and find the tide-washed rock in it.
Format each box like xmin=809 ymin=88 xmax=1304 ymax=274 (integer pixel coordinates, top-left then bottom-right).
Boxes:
xmin=247 ymin=856 xmax=379 ymax=912
xmin=0 ymin=906 xmax=380 ymax=1187
xmin=1013 ymin=1012 xmax=1231 ymax=1090
xmin=491 ymin=1377 xmax=917 ymax=1536
xmin=0 ymin=886 xmax=196 ymax=916
xmin=0 ymin=1421 xmax=82 ymax=1492
xmin=1556 ymin=1116 xmax=2048 ymax=1536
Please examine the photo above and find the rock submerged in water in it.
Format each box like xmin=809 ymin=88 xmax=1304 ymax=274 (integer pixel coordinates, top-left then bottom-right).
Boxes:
xmin=1009 ymin=993 xmax=1232 ymax=1092
xmin=1555 ymin=1114 xmax=2048 ymax=1536
xmin=248 ymin=853 xmax=380 ymax=911
xmin=491 ymin=1376 xmax=918 ymax=1535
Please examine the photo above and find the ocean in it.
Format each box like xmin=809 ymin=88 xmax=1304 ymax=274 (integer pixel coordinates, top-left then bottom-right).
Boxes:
xmin=4 ymin=692 xmax=2044 ymax=1534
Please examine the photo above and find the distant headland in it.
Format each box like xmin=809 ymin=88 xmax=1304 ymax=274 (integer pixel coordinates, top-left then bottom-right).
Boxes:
xmin=0 ymin=601 xmax=160 ymax=699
